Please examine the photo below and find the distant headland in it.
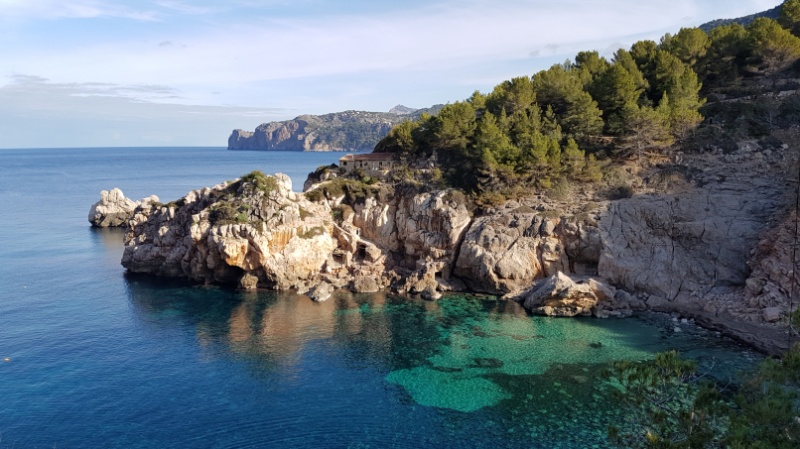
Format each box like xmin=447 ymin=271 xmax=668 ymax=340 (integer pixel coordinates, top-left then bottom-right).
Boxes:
xmin=227 ymin=105 xmax=444 ymax=152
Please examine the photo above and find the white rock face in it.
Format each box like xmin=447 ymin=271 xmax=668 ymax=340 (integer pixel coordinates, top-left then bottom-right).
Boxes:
xmin=598 ymin=170 xmax=784 ymax=314
xmin=454 ymin=210 xmax=585 ymax=295
xmin=352 ymin=189 xmax=472 ymax=296
xmin=122 ymin=173 xmax=380 ymax=292
xmin=88 ymin=188 xmax=158 ymax=227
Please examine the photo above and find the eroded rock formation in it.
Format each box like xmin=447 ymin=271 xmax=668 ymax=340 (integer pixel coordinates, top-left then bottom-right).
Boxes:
xmin=88 ymin=188 xmax=159 ymax=228
xmin=122 ymin=174 xmax=387 ymax=295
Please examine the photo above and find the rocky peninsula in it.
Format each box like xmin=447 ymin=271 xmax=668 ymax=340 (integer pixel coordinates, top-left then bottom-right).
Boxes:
xmin=117 ymin=131 xmax=799 ymax=355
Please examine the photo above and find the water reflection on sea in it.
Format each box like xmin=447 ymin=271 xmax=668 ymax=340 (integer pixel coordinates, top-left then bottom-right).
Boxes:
xmin=121 ymin=276 xmax=761 ymax=449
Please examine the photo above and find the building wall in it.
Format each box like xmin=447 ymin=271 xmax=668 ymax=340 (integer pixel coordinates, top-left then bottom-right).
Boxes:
xmin=340 ymin=158 xmax=395 ymax=174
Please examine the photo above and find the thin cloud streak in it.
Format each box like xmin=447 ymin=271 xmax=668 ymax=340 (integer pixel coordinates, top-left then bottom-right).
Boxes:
xmin=4 ymin=1 xmax=723 ymax=88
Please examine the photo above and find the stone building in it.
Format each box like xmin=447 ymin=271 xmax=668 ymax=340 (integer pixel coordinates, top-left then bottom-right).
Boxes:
xmin=338 ymin=153 xmax=396 ymax=174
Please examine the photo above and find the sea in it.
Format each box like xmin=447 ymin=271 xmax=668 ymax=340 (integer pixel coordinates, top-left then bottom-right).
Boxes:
xmin=0 ymin=147 xmax=762 ymax=449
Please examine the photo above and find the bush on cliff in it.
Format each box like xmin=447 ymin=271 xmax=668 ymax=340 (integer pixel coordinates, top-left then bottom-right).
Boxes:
xmin=240 ymin=171 xmax=279 ymax=197
xmin=304 ymin=178 xmax=382 ymax=206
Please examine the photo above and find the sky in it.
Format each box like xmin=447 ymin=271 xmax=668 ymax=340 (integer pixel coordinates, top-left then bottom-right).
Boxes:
xmin=0 ymin=0 xmax=783 ymax=148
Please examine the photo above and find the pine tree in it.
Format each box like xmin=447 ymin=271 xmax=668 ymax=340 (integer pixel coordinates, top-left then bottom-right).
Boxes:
xmin=533 ymin=65 xmax=603 ymax=143
xmin=613 ymin=49 xmax=650 ymax=100
xmin=590 ymin=62 xmax=645 ymax=136
xmin=660 ymin=27 xmax=710 ymax=67
xmin=616 ymin=105 xmax=673 ymax=158
xmin=561 ymin=137 xmax=586 ymax=179
xmin=373 ymin=120 xmax=419 ymax=160
xmin=747 ymin=17 xmax=800 ymax=71
xmin=575 ymin=50 xmax=609 ymax=87
xmin=474 ymin=113 xmax=519 ymax=171
xmin=780 ymin=0 xmax=800 ymax=37
xmin=698 ymin=23 xmax=748 ymax=86
xmin=630 ymin=40 xmax=658 ymax=75
xmin=432 ymin=101 xmax=477 ymax=154
xmin=485 ymin=76 xmax=536 ymax=117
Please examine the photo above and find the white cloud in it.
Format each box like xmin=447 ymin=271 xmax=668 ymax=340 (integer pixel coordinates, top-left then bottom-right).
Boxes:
xmin=0 ymin=0 xmax=785 ymax=147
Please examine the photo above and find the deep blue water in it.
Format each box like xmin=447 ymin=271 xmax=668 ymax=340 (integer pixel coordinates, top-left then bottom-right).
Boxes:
xmin=0 ymin=147 xmax=761 ymax=448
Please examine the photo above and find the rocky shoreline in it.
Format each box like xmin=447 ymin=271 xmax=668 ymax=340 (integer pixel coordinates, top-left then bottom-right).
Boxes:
xmin=93 ymin=137 xmax=800 ymax=355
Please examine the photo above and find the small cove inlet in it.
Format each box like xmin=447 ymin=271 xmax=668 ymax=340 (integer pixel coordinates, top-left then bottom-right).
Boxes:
xmin=0 ymin=147 xmax=761 ymax=448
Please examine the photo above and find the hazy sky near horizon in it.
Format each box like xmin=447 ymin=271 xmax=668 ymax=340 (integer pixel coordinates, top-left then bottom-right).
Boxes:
xmin=0 ymin=0 xmax=782 ymax=148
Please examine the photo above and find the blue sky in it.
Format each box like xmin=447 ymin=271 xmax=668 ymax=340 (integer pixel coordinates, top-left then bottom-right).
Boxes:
xmin=0 ymin=0 xmax=782 ymax=148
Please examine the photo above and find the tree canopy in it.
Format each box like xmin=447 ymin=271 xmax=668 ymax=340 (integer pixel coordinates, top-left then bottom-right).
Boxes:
xmin=373 ymin=8 xmax=800 ymax=198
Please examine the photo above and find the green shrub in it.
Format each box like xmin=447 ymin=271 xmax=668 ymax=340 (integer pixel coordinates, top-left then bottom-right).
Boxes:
xmin=546 ymin=179 xmax=572 ymax=201
xmin=305 ymin=189 xmax=323 ymax=202
xmin=209 ymin=202 xmax=249 ymax=225
xmin=606 ymin=185 xmax=634 ymax=200
xmin=442 ymin=189 xmax=467 ymax=206
xmin=306 ymin=178 xmax=378 ymax=205
xmin=474 ymin=191 xmax=507 ymax=209
xmin=241 ymin=171 xmax=279 ymax=196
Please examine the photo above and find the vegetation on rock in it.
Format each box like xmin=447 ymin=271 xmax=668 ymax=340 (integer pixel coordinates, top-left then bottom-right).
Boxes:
xmin=373 ymin=7 xmax=800 ymax=204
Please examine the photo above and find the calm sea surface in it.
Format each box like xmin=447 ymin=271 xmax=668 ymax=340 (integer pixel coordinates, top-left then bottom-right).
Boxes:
xmin=0 ymin=147 xmax=760 ymax=448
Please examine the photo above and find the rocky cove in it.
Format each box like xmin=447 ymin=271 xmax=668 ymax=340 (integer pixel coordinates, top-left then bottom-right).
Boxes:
xmin=92 ymin=138 xmax=800 ymax=356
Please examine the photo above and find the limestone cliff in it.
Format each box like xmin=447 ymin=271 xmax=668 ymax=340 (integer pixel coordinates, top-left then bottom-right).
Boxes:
xmin=228 ymin=105 xmax=444 ymax=152
xmin=122 ymin=173 xmax=387 ymax=293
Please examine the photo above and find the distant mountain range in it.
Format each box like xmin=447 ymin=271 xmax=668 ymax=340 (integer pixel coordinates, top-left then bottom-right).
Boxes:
xmin=699 ymin=1 xmax=784 ymax=32
xmin=228 ymin=104 xmax=444 ymax=152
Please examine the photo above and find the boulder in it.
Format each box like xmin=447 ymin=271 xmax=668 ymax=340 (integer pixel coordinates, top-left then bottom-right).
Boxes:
xmin=454 ymin=211 xmax=570 ymax=294
xmin=307 ymin=282 xmax=333 ymax=302
xmin=88 ymin=188 xmax=156 ymax=228
xmin=763 ymin=306 xmax=783 ymax=323
xmin=353 ymin=275 xmax=380 ymax=293
xmin=521 ymin=272 xmax=610 ymax=317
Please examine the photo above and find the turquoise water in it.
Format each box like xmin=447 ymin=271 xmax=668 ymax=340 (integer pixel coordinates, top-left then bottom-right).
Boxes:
xmin=0 ymin=147 xmax=761 ymax=448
